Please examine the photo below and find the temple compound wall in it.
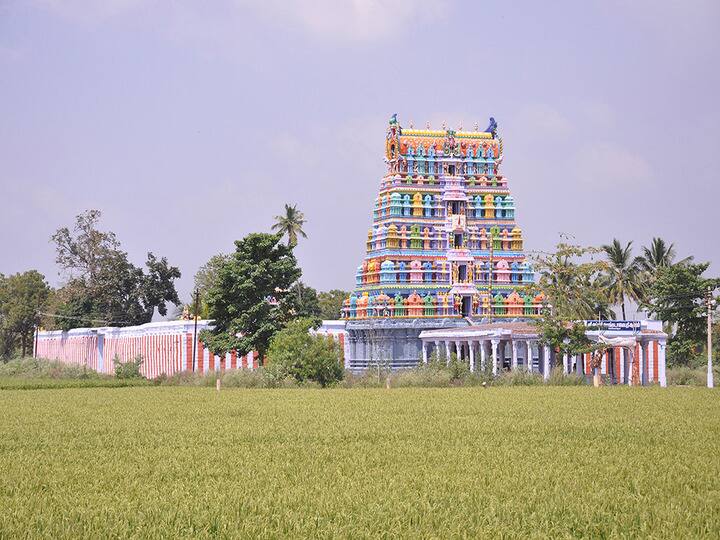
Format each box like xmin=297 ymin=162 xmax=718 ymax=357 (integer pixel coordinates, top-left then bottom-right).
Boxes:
xmin=34 ymin=320 xmax=348 ymax=379
xmin=34 ymin=318 xmax=667 ymax=385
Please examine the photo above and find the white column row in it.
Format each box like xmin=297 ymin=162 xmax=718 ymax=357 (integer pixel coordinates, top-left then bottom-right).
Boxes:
xmin=420 ymin=338 xmax=667 ymax=386
xmin=421 ymin=338 xmax=551 ymax=376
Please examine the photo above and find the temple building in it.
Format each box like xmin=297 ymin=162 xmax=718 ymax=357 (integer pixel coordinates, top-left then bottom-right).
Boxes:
xmin=417 ymin=320 xmax=667 ymax=386
xmin=341 ymin=115 xmax=668 ymax=384
xmin=343 ymin=115 xmax=544 ymax=369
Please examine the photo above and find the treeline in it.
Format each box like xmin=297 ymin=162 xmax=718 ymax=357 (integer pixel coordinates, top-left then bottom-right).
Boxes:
xmin=534 ymin=238 xmax=719 ymax=368
xmin=0 ymin=206 xmax=349 ymax=361
xmin=2 ymin=205 xmax=717 ymax=372
xmin=0 ymin=210 xmax=182 ymax=359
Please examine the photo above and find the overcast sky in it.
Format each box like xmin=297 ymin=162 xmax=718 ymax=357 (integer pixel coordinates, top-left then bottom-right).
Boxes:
xmin=1 ymin=0 xmax=718 ymax=307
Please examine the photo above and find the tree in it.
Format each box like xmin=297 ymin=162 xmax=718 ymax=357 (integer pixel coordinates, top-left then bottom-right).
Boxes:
xmin=532 ymin=242 xmax=612 ymax=362
xmin=51 ymin=209 xmax=121 ymax=281
xmin=267 ymin=318 xmax=343 ymax=387
xmin=643 ymin=262 xmax=719 ymax=366
xmin=271 ymin=204 xmax=307 ymax=247
xmin=636 ymin=237 xmax=692 ymax=274
xmin=318 ymin=289 xmax=350 ymax=320
xmin=174 ymin=253 xmax=231 ymax=319
xmin=200 ymin=233 xmax=302 ymax=362
xmin=195 ymin=255 xmax=230 ymax=296
xmin=280 ymin=281 xmax=321 ymax=323
xmin=49 ymin=210 xmax=181 ymax=329
xmin=0 ymin=270 xmax=50 ymax=358
xmin=534 ymin=243 xmax=612 ymax=321
xmin=601 ymin=239 xmax=645 ymax=319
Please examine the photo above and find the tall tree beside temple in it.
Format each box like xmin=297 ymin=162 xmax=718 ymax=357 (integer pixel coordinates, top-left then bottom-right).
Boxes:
xmin=49 ymin=210 xmax=181 ymax=329
xmin=643 ymin=262 xmax=719 ymax=366
xmin=281 ymin=281 xmax=322 ymax=324
xmin=534 ymin=243 xmax=613 ymax=321
xmin=183 ymin=253 xmax=231 ymax=318
xmin=271 ymin=204 xmax=307 ymax=248
xmin=200 ymin=233 xmax=302 ymax=362
xmin=532 ymin=242 xmax=613 ymax=358
xmin=0 ymin=270 xmax=50 ymax=358
xmin=601 ymin=239 xmax=645 ymax=319
xmin=636 ymin=238 xmax=688 ymax=274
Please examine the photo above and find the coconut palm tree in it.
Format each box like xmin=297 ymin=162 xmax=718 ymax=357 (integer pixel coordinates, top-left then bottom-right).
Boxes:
xmin=271 ymin=204 xmax=307 ymax=248
xmin=601 ymin=239 xmax=645 ymax=319
xmin=537 ymin=251 xmax=612 ymax=320
xmin=637 ymin=237 xmax=692 ymax=274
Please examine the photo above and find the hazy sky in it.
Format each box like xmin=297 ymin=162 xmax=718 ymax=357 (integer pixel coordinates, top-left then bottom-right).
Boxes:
xmin=1 ymin=0 xmax=719 ymax=307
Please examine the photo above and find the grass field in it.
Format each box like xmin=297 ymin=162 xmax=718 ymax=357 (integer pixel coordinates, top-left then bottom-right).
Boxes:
xmin=0 ymin=386 xmax=718 ymax=538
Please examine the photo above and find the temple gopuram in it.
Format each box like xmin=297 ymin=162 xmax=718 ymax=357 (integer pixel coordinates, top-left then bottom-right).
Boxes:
xmin=343 ymin=115 xmax=544 ymax=369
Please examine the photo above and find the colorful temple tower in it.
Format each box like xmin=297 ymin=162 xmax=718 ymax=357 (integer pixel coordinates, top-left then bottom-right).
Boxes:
xmin=343 ymin=115 xmax=543 ymax=369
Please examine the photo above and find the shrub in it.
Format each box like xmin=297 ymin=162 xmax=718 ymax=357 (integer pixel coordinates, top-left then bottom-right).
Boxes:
xmin=393 ymin=363 xmax=454 ymax=388
xmin=494 ymin=370 xmax=545 ymax=386
xmin=259 ymin=364 xmax=298 ymax=389
xmin=446 ymin=353 xmax=470 ymax=381
xmin=267 ymin=318 xmax=343 ymax=387
xmin=0 ymin=358 xmax=101 ymax=380
xmin=338 ymin=369 xmax=385 ymax=388
xmin=153 ymin=367 xmax=299 ymax=389
xmin=113 ymin=355 xmax=144 ymax=379
xmin=667 ymin=366 xmax=706 ymax=386
xmin=546 ymin=367 xmax=587 ymax=386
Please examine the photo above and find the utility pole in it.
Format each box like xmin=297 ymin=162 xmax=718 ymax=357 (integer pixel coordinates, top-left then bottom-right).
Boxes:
xmin=708 ymin=287 xmax=714 ymax=389
xmin=192 ymin=288 xmax=200 ymax=373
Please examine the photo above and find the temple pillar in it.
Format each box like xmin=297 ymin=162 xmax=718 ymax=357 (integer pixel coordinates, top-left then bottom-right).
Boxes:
xmin=525 ymin=340 xmax=533 ymax=372
xmin=563 ymin=352 xmax=568 ymax=374
xmin=445 ymin=341 xmax=451 ymax=366
xmin=422 ymin=342 xmax=428 ymax=364
xmin=455 ymin=340 xmax=462 ymax=361
xmin=434 ymin=340 xmax=440 ymax=362
xmin=542 ymin=345 xmax=550 ymax=380
xmin=511 ymin=340 xmax=518 ymax=371
xmin=346 ymin=337 xmax=355 ymax=370
xmin=480 ymin=340 xmax=486 ymax=371
xmin=491 ymin=339 xmax=499 ymax=376
xmin=658 ymin=339 xmax=667 ymax=387
xmin=356 ymin=338 xmax=365 ymax=366
xmin=469 ymin=341 xmax=475 ymax=372
xmin=619 ymin=347 xmax=625 ymax=384
xmin=639 ymin=342 xmax=646 ymax=386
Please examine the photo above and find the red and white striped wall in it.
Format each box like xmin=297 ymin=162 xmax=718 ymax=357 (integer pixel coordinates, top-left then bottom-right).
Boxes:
xmin=34 ymin=320 xmax=252 ymax=379
xmin=582 ymin=340 xmax=665 ymax=385
xmin=34 ymin=319 xmax=348 ymax=379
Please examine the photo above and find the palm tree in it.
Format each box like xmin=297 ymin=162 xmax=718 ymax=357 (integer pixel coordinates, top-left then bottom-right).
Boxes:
xmin=601 ymin=239 xmax=645 ymax=320
xmin=537 ymin=252 xmax=612 ymax=320
xmin=637 ymin=237 xmax=692 ymax=273
xmin=271 ymin=204 xmax=307 ymax=248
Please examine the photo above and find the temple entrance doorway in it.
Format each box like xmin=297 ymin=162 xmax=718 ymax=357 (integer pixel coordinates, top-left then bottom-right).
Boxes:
xmin=461 ymin=296 xmax=472 ymax=317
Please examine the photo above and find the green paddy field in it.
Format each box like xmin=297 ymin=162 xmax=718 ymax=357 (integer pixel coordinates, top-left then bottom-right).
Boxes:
xmin=1 ymin=386 xmax=718 ymax=538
